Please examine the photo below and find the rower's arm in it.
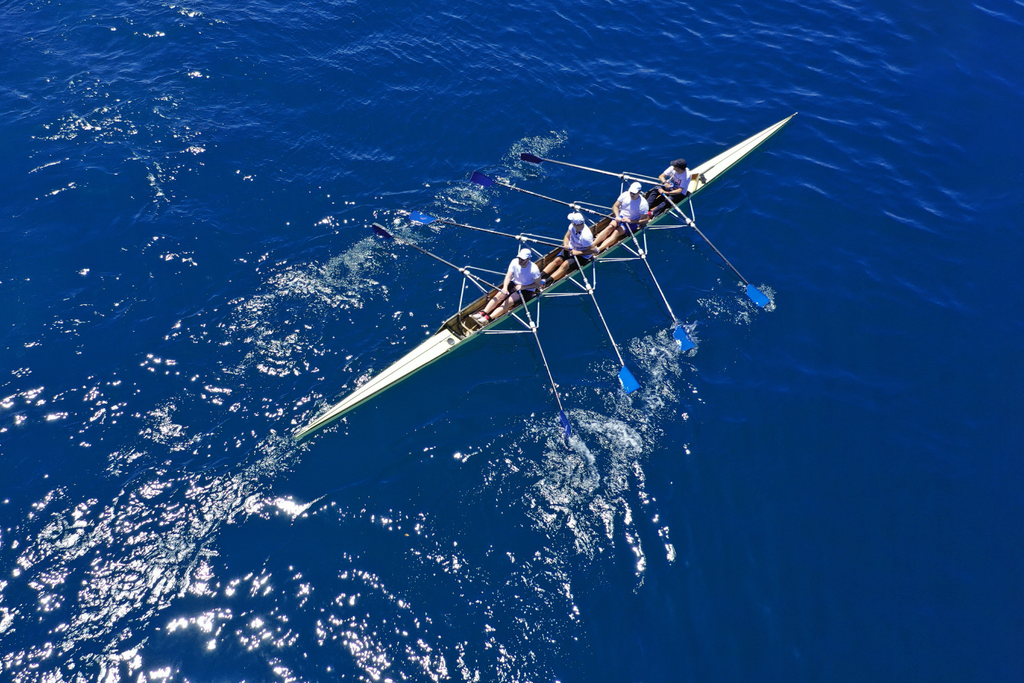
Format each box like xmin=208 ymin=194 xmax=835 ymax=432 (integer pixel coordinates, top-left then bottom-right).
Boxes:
xmin=525 ymin=266 xmax=541 ymax=288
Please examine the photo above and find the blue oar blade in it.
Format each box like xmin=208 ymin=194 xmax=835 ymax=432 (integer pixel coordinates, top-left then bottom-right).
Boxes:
xmin=470 ymin=171 xmax=495 ymax=187
xmin=409 ymin=211 xmax=436 ymax=224
xmin=618 ymin=366 xmax=640 ymax=394
xmin=559 ymin=410 xmax=571 ymax=444
xmin=520 ymin=152 xmax=544 ymax=164
xmin=746 ymin=284 xmax=770 ymax=308
xmin=371 ymin=223 xmax=393 ymax=239
xmin=673 ymin=325 xmax=696 ymax=351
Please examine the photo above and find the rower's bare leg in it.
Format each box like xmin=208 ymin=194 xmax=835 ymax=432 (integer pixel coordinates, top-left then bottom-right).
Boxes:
xmin=595 ymin=220 xmax=618 ymax=243
xmin=593 ymin=222 xmax=626 ymax=252
xmin=493 ymin=290 xmax=521 ymax=318
xmin=547 ymin=258 xmax=578 ymax=282
xmin=542 ymin=256 xmax=565 ymax=279
xmin=591 ymin=224 xmax=613 ymax=252
xmin=481 ymin=291 xmax=508 ymax=318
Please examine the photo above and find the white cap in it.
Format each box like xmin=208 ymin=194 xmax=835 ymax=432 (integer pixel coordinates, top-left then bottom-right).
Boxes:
xmin=517 ymin=248 xmax=533 ymax=260
xmin=629 ymin=182 xmax=643 ymax=194
xmin=567 ymin=212 xmax=585 ymax=225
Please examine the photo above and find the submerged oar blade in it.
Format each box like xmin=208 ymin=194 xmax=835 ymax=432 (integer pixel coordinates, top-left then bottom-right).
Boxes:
xmin=371 ymin=223 xmax=393 ymax=239
xmin=746 ymin=284 xmax=770 ymax=308
xmin=469 ymin=171 xmax=495 ymax=187
xmin=618 ymin=366 xmax=641 ymax=394
xmin=559 ymin=410 xmax=571 ymax=445
xmin=673 ymin=325 xmax=696 ymax=351
xmin=520 ymin=152 xmax=544 ymax=164
xmin=409 ymin=211 xmax=436 ymax=224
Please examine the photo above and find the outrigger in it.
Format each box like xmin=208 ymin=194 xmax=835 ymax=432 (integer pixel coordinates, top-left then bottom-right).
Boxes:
xmin=293 ymin=114 xmax=796 ymax=441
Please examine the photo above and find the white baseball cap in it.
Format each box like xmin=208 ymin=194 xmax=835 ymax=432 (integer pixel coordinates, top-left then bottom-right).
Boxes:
xmin=517 ymin=248 xmax=533 ymax=260
xmin=567 ymin=212 xmax=585 ymax=225
xmin=629 ymin=182 xmax=643 ymax=194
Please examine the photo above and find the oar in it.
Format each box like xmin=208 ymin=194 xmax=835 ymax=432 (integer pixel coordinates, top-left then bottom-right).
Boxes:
xmin=471 ymin=172 xmax=612 ymax=221
xmin=515 ymin=284 xmax=573 ymax=444
xmin=522 ymin=154 xmax=705 ymax=212
xmin=371 ymin=223 xmax=500 ymax=292
xmin=569 ymin=254 xmax=641 ymax=392
xmin=374 ymin=222 xmax=572 ymax=444
xmin=662 ymin=196 xmax=771 ymax=308
xmin=410 ymin=211 xmax=561 ymax=248
xmin=519 ymin=154 xmax=660 ymax=185
xmin=629 ymin=233 xmax=698 ymax=351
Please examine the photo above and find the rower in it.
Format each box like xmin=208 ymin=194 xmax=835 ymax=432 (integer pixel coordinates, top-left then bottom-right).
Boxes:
xmin=648 ymin=158 xmax=690 ymax=216
xmin=544 ymin=212 xmax=598 ymax=282
xmin=594 ymin=181 xmax=650 ymax=252
xmin=472 ymin=247 xmax=543 ymax=323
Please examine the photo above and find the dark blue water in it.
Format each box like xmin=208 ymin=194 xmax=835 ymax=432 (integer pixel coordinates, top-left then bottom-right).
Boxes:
xmin=2 ymin=0 xmax=1022 ymax=680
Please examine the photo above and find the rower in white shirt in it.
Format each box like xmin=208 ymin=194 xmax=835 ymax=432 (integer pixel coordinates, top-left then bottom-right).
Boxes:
xmin=544 ymin=212 xmax=597 ymax=282
xmin=594 ymin=181 xmax=650 ymax=252
xmin=649 ymin=158 xmax=692 ymax=215
xmin=472 ymin=247 xmax=543 ymax=323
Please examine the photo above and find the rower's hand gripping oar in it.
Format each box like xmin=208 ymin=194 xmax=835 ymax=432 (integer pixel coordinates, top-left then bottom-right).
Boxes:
xmin=662 ymin=196 xmax=771 ymax=308
xmin=519 ymin=153 xmax=660 ymax=185
xmin=374 ymin=222 xmax=572 ymax=445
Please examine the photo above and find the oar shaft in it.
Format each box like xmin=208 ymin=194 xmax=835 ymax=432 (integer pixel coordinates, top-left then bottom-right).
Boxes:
xmin=372 ymin=223 xmax=500 ymax=291
xmin=522 ymin=154 xmax=660 ymax=184
xmin=531 ymin=327 xmax=566 ymax=413
xmin=615 ymin=230 xmax=694 ymax=348
xmin=473 ymin=173 xmax=612 ymax=221
xmin=663 ymin=197 xmax=751 ymax=286
xmin=637 ymin=247 xmax=679 ymax=323
xmin=572 ymin=256 xmax=628 ymax=368
xmin=506 ymin=182 xmax=606 ymax=218
xmin=441 ymin=219 xmax=562 ymax=247
xmin=517 ymin=291 xmax=572 ymax=442
xmin=413 ymin=211 xmax=561 ymax=247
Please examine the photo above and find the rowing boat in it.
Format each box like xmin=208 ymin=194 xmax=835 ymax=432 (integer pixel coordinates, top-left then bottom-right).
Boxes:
xmin=294 ymin=114 xmax=795 ymax=440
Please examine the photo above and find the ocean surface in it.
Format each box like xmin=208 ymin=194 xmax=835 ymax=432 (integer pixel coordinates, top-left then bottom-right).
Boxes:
xmin=2 ymin=0 xmax=1022 ymax=680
